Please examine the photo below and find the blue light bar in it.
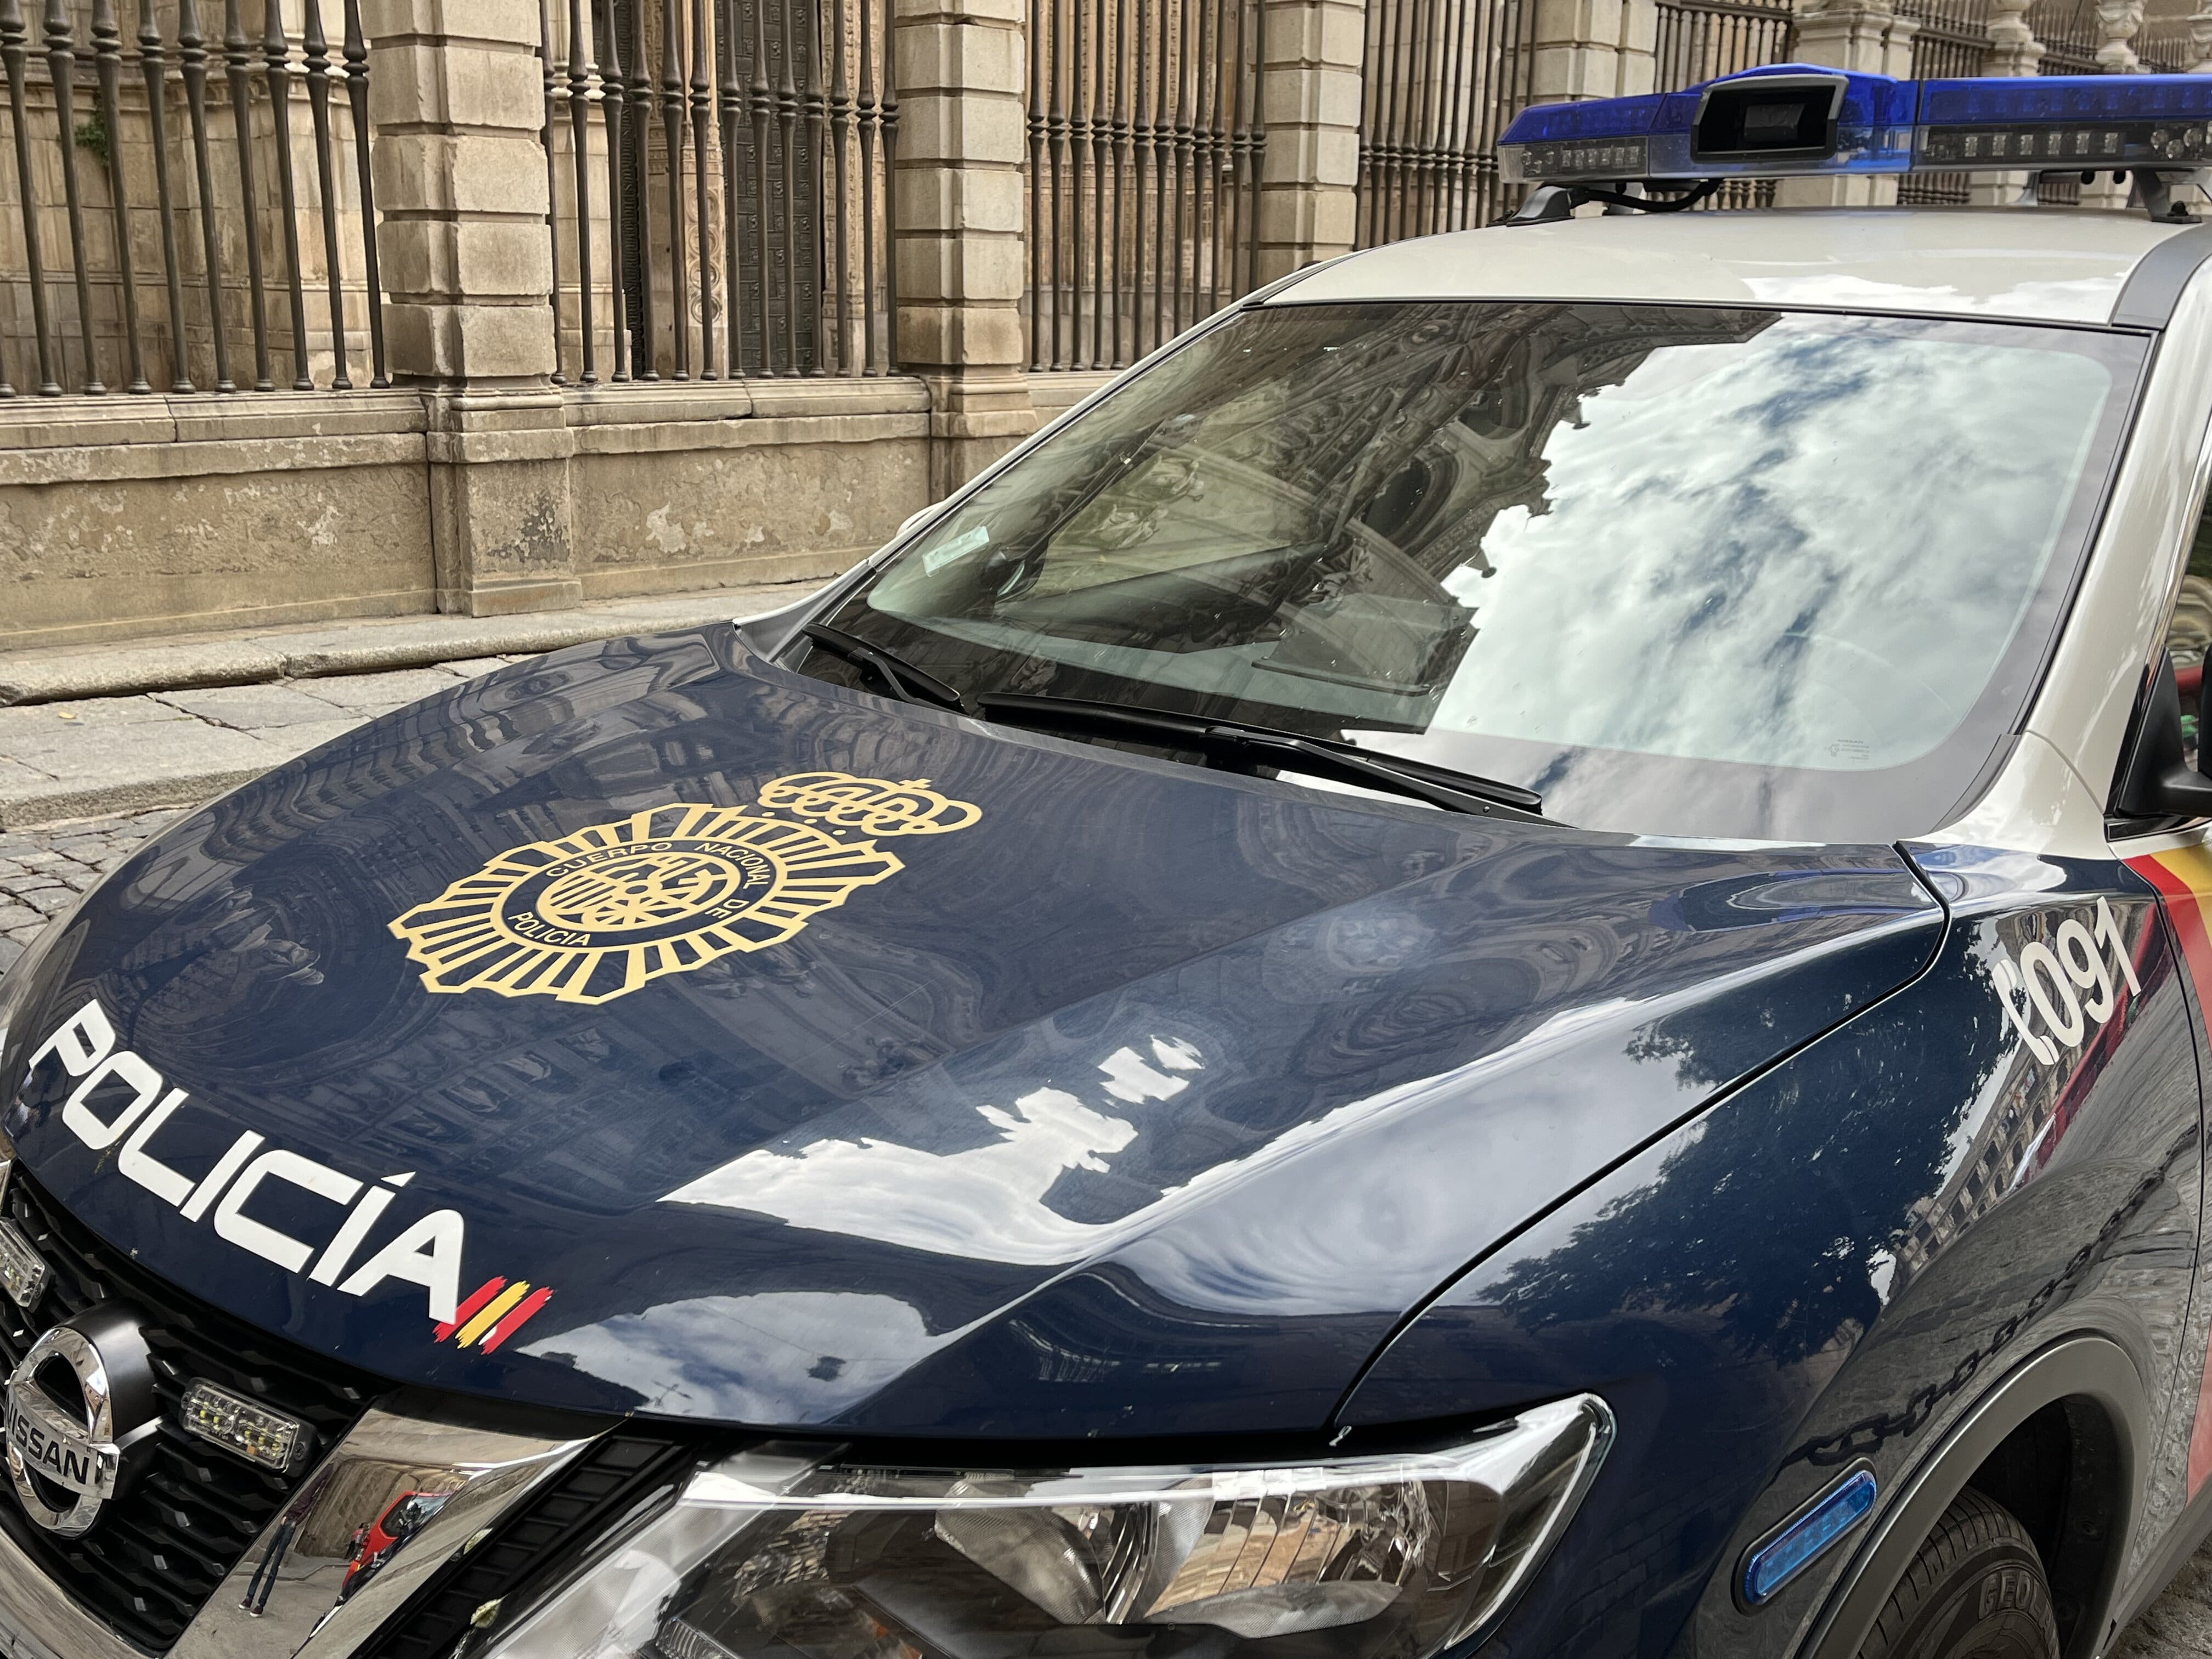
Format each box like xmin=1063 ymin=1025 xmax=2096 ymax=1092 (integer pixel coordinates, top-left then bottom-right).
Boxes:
xmin=1498 ymin=64 xmax=2212 ymax=185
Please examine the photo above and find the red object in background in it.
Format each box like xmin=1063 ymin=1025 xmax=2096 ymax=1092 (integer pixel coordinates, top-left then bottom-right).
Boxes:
xmin=2179 ymin=660 xmax=2203 ymax=699
xmin=337 ymin=1489 xmax=452 ymax=1602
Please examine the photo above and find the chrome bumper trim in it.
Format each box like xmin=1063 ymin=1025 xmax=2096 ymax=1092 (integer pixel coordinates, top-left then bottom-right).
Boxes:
xmin=0 ymin=1392 xmax=599 ymax=1659
xmin=173 ymin=1393 xmax=597 ymax=1659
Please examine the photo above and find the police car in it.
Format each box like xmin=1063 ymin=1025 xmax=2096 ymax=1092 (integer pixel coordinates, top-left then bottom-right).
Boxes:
xmin=8 ymin=60 xmax=2212 ymax=1659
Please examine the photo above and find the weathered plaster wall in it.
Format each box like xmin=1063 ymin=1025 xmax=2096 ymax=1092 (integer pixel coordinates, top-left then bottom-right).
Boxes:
xmin=564 ymin=382 xmax=934 ymax=600
xmin=0 ymin=395 xmax=434 ymax=650
xmin=0 ymin=377 xmax=953 ymax=652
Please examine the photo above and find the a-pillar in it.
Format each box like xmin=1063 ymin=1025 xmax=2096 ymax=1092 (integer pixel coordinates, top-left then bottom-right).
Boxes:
xmin=363 ymin=0 xmax=578 ymax=616
xmin=1774 ymin=0 xmax=1917 ymax=206
xmin=1255 ymin=0 xmax=1365 ymax=283
xmin=895 ymin=0 xmax=1036 ymax=498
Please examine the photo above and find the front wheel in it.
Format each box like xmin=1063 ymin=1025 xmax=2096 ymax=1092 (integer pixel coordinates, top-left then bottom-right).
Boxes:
xmin=1857 ymin=1487 xmax=2060 ymax=1659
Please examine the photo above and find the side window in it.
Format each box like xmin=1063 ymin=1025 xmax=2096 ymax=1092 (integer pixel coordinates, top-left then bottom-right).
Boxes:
xmin=2168 ymin=501 xmax=2212 ymax=767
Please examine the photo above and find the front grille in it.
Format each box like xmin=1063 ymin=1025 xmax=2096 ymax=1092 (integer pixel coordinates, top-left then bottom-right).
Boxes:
xmin=0 ymin=1169 xmax=383 ymax=1652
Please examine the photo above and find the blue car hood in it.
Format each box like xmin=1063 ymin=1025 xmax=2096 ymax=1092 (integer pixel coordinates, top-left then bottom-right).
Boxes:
xmin=0 ymin=628 xmax=1944 ymax=1436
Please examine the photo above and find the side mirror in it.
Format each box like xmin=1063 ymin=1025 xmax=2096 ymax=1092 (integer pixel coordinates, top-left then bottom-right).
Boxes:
xmin=2113 ymin=649 xmax=2212 ymax=819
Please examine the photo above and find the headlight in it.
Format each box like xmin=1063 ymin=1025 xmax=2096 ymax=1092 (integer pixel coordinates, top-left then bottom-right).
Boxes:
xmin=486 ymin=1395 xmax=1611 ymax=1659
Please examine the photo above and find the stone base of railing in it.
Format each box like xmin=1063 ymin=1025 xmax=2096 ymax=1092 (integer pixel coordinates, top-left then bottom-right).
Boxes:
xmin=0 ymin=377 xmax=949 ymax=652
xmin=0 ymin=369 xmax=1128 ymax=653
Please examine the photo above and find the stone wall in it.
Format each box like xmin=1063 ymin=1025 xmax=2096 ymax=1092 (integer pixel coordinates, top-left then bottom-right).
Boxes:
xmin=0 ymin=377 xmax=934 ymax=650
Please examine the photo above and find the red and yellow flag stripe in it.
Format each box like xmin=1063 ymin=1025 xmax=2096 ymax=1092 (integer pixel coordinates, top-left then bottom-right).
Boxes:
xmin=435 ymin=1276 xmax=555 ymax=1355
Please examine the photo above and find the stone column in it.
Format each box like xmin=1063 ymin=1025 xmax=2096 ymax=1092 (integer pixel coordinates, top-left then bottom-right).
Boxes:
xmin=1773 ymin=0 xmax=1917 ymax=207
xmin=1530 ymin=0 xmax=1659 ymax=103
xmin=1968 ymin=0 xmax=2041 ymax=207
xmin=895 ymin=0 xmax=1036 ymax=498
xmin=363 ymin=0 xmax=578 ymax=616
xmin=2193 ymin=0 xmax=2212 ymax=70
xmin=2095 ymin=0 xmax=2144 ymax=69
xmin=1254 ymin=0 xmax=1365 ymax=284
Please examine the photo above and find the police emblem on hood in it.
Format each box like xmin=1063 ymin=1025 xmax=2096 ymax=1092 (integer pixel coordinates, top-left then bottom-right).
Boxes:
xmin=387 ymin=772 xmax=983 ymax=1005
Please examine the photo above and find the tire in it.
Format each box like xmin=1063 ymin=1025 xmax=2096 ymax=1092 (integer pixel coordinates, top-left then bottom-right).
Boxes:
xmin=1857 ymin=1487 xmax=2061 ymax=1659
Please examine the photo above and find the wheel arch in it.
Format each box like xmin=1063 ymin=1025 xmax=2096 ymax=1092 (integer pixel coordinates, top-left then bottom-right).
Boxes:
xmin=1799 ymin=1335 xmax=2147 ymax=1659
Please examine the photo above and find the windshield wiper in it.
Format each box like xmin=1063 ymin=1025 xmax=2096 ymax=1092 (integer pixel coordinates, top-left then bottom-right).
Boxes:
xmin=975 ymin=693 xmax=1546 ymax=820
xmin=800 ymin=623 xmax=973 ymax=714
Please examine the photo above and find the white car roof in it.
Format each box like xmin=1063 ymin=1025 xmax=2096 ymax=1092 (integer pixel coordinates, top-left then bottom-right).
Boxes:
xmin=1269 ymin=208 xmax=2203 ymax=327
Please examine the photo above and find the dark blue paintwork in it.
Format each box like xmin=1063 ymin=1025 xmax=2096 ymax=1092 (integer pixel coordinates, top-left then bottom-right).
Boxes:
xmin=0 ymin=624 xmax=1941 ymax=1435
xmin=1342 ymin=845 xmax=2203 ymax=1656
xmin=5 ymin=625 xmax=2211 ymax=1658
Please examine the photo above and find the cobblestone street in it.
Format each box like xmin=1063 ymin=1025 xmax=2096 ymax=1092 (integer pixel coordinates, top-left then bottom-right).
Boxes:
xmin=0 ymin=806 xmax=187 ymax=974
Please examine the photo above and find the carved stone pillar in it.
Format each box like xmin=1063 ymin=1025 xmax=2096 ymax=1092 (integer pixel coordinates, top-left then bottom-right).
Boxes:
xmin=2191 ymin=0 xmax=2212 ymax=71
xmin=2095 ymin=0 xmax=2143 ymax=70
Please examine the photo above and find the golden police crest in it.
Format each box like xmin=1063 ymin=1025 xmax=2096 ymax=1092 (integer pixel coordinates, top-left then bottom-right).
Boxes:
xmin=388 ymin=772 xmax=982 ymax=1005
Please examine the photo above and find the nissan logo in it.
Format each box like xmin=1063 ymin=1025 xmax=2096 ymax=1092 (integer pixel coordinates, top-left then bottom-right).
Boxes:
xmin=4 ymin=1308 xmax=162 ymax=1537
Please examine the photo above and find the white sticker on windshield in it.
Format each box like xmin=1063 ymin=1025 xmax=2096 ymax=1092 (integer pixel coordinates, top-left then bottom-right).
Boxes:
xmin=923 ymin=524 xmax=990 ymax=574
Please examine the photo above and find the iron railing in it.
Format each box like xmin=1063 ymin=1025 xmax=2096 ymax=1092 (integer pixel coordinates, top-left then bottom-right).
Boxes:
xmin=2024 ymin=0 xmax=2172 ymax=206
xmin=543 ymin=0 xmax=897 ymax=383
xmin=1654 ymin=0 xmax=1792 ymax=206
xmin=2028 ymin=0 xmax=2096 ymax=70
xmin=1024 ymin=0 xmax=1265 ymax=373
xmin=1355 ymin=0 xmax=1536 ymax=242
xmin=2136 ymin=27 xmax=2192 ymax=71
xmin=0 ymin=0 xmax=384 ymax=398
xmin=1896 ymin=0 xmax=1987 ymax=204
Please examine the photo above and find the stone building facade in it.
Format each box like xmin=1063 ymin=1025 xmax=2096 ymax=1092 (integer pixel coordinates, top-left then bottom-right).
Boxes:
xmin=0 ymin=0 xmax=2197 ymax=654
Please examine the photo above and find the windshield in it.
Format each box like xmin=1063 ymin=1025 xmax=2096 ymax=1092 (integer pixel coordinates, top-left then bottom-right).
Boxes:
xmin=807 ymin=300 xmax=2143 ymax=842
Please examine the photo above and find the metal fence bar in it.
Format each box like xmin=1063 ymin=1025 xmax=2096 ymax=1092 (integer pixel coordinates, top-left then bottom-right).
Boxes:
xmin=597 ymin=0 xmax=629 ymax=379
xmin=178 ymin=0 xmax=231 ymax=390
xmin=47 ymin=1 xmax=103 ymax=392
xmin=224 ymin=0 xmax=270 ymax=389
xmin=137 ymin=0 xmax=190 ymax=391
xmin=0 ymin=1 xmax=50 ymax=393
xmin=566 ymin=0 xmax=596 ymax=383
xmin=656 ymin=0 xmax=683 ymax=380
xmin=1357 ymin=0 xmax=1541 ymax=241
xmin=343 ymin=0 xmax=386 ymax=386
xmin=93 ymin=0 xmax=147 ymax=392
xmin=0 ymin=0 xmax=385 ymax=396
xmin=266 ymin=0 xmax=312 ymax=388
xmin=306 ymin=3 xmax=350 ymax=388
xmin=540 ymin=0 xmax=566 ymax=382
xmin=688 ymin=0 xmax=710 ymax=377
xmin=1024 ymin=0 xmax=1262 ymax=369
xmin=546 ymin=0 xmax=894 ymax=383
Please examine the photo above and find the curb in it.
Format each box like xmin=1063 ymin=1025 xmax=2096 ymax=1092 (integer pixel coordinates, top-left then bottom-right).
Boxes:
xmin=0 ymin=582 xmax=820 ymax=707
xmin=0 ymin=771 xmax=260 ymax=830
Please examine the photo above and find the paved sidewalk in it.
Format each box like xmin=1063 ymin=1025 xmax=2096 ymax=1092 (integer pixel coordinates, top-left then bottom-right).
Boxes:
xmin=0 ymin=583 xmax=815 ymax=826
xmin=3 ymin=805 xmax=2212 ymax=1650
xmin=0 ymin=582 xmax=822 ymax=707
xmin=0 ymin=655 xmax=532 ymax=827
